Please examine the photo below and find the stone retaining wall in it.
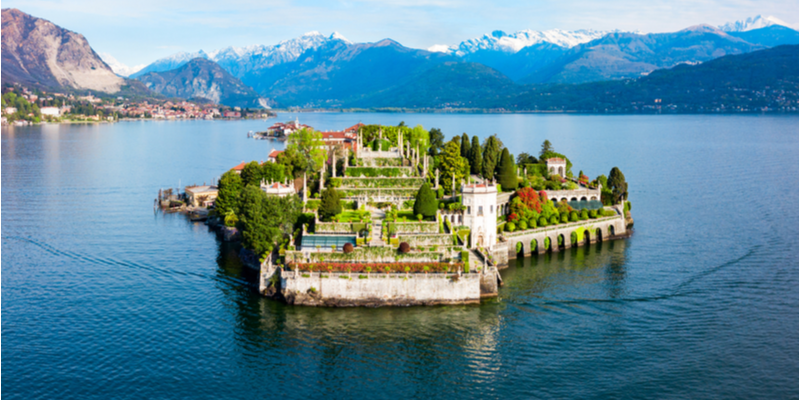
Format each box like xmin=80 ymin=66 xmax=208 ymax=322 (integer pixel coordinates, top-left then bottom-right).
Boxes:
xmin=503 ymin=208 xmax=628 ymax=258
xmin=280 ymin=269 xmax=485 ymax=306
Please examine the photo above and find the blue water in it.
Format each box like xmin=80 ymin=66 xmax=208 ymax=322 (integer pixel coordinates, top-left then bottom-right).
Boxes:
xmin=3 ymin=114 xmax=798 ymax=399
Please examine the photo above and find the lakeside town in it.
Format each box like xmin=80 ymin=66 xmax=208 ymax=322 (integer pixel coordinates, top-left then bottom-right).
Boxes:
xmin=160 ymin=120 xmax=633 ymax=306
xmin=0 ymin=85 xmax=275 ymax=126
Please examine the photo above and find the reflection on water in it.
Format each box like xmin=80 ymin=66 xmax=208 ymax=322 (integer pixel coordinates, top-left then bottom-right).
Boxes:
xmin=3 ymin=116 xmax=797 ymax=399
xmin=500 ymin=239 xmax=628 ymax=305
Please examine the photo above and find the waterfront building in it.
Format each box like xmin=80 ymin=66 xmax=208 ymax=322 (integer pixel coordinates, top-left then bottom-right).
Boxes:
xmin=185 ymin=185 xmax=218 ymax=207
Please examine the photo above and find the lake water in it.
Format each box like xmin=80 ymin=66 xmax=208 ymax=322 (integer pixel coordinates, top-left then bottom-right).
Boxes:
xmin=2 ymin=114 xmax=798 ymax=399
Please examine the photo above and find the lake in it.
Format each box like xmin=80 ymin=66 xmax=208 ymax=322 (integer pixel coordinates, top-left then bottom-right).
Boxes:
xmin=2 ymin=114 xmax=798 ymax=399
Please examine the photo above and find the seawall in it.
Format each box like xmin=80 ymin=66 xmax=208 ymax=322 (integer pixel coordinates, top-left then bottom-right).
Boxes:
xmin=279 ymin=269 xmax=497 ymax=307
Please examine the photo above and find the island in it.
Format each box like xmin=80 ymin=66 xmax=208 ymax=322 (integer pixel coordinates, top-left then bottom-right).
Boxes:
xmin=167 ymin=123 xmax=633 ymax=307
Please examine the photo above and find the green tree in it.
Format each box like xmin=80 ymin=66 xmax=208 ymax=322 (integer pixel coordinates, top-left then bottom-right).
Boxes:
xmin=215 ymin=170 xmax=243 ymax=216
xmin=239 ymin=186 xmax=302 ymax=257
xmin=261 ymin=162 xmax=285 ymax=183
xmin=286 ymin=128 xmax=327 ymax=175
xmin=239 ymin=186 xmax=278 ymax=256
xmin=516 ymin=152 xmax=537 ymax=165
xmin=607 ymin=167 xmax=628 ymax=204
xmin=241 ymin=161 xmax=263 ymax=187
xmin=540 ymin=140 xmax=553 ymax=158
xmin=428 ymin=128 xmax=444 ymax=157
xmin=468 ymin=136 xmax=483 ymax=175
xmin=438 ymin=139 xmax=469 ymax=194
xmin=496 ymin=148 xmax=518 ymax=191
xmin=481 ymin=134 xmax=504 ymax=181
xmin=413 ymin=182 xmax=438 ymax=219
xmin=460 ymin=133 xmax=470 ymax=158
xmin=319 ymin=187 xmax=342 ymax=221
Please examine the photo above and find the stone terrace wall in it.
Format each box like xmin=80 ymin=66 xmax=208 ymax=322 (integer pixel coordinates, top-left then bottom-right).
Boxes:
xmin=281 ymin=269 xmax=482 ymax=306
xmin=503 ymin=209 xmax=627 ymax=258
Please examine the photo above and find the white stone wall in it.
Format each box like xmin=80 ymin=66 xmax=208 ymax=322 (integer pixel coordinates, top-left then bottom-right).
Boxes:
xmin=282 ymin=270 xmax=482 ymax=305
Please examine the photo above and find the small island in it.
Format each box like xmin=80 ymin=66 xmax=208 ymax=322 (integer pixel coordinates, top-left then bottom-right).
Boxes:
xmin=169 ymin=122 xmax=633 ymax=307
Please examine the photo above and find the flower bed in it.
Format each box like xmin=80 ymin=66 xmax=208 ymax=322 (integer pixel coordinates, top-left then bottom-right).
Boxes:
xmin=287 ymin=262 xmax=462 ymax=273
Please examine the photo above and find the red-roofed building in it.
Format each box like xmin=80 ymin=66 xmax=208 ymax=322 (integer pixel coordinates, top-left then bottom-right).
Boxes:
xmin=231 ymin=161 xmax=246 ymax=174
xmin=268 ymin=117 xmax=312 ymax=137
xmin=319 ymin=130 xmax=358 ymax=150
xmin=343 ymin=122 xmax=365 ymax=133
xmin=267 ymin=149 xmax=283 ymax=163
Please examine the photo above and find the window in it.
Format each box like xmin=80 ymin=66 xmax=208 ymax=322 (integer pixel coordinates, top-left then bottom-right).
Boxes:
xmin=467 ymin=206 xmax=471 ymax=214
xmin=490 ymin=205 xmax=494 ymax=213
xmin=478 ymin=206 xmax=483 ymax=216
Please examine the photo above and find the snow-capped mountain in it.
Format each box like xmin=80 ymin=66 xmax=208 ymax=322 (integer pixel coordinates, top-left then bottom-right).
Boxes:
xmin=133 ymin=32 xmax=350 ymax=80
xmin=210 ymin=31 xmax=350 ymax=78
xmin=429 ymin=29 xmax=613 ymax=56
xmin=98 ymin=53 xmax=145 ymax=77
xmin=718 ymin=15 xmax=793 ymax=32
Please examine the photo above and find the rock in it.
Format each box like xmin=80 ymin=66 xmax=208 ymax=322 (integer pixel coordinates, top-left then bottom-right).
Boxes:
xmin=222 ymin=226 xmax=240 ymax=242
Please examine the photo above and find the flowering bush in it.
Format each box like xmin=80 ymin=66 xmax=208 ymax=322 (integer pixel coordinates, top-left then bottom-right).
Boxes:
xmin=288 ymin=262 xmax=462 ymax=273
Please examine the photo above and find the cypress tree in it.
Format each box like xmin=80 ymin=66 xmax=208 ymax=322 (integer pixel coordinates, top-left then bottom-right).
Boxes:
xmin=469 ymin=135 xmax=483 ymax=175
xmin=413 ymin=182 xmax=438 ymax=218
xmin=319 ymin=187 xmax=342 ymax=221
xmin=481 ymin=135 xmax=502 ymax=181
xmin=607 ymin=167 xmax=628 ymax=204
xmin=496 ymin=148 xmax=518 ymax=191
xmin=461 ymin=133 xmax=469 ymax=158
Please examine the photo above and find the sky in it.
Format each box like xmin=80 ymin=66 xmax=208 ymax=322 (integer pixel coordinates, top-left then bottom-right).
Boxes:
xmin=4 ymin=0 xmax=798 ymax=68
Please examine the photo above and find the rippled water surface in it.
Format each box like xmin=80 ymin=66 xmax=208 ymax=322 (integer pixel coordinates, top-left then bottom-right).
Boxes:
xmin=3 ymin=114 xmax=798 ymax=399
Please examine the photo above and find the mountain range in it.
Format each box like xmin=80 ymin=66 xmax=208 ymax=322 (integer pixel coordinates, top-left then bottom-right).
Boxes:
xmin=2 ymin=8 xmax=798 ymax=111
xmin=136 ymin=58 xmax=270 ymax=108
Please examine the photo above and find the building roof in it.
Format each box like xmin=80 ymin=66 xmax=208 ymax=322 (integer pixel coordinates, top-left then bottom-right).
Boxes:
xmin=268 ymin=149 xmax=283 ymax=158
xmin=343 ymin=122 xmax=365 ymax=133
xmin=186 ymin=185 xmax=218 ymax=194
xmin=321 ymin=130 xmax=356 ymax=140
xmin=231 ymin=161 xmax=246 ymax=171
xmin=546 ymin=157 xmax=566 ymax=163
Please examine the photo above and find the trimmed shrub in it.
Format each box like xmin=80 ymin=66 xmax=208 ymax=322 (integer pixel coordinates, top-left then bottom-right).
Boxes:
xmin=570 ymin=231 xmax=578 ymax=244
xmin=560 ymin=213 xmax=569 ymax=223
xmin=518 ymin=220 xmax=528 ymax=230
xmin=550 ymin=215 xmax=559 ymax=225
xmin=399 ymin=242 xmax=410 ymax=253
xmin=529 ymin=218 xmax=537 ymax=229
xmin=343 ymin=243 xmax=354 ymax=253
xmin=580 ymin=209 xmax=589 ymax=220
xmin=538 ymin=216 xmax=548 ymax=227
xmin=569 ymin=210 xmax=579 ymax=222
xmin=589 ymin=209 xmax=598 ymax=218
xmin=413 ymin=182 xmax=438 ymax=218
xmin=506 ymin=222 xmax=516 ymax=232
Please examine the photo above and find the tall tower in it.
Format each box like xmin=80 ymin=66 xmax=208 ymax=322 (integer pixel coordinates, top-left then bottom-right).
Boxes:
xmin=461 ymin=183 xmax=498 ymax=249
